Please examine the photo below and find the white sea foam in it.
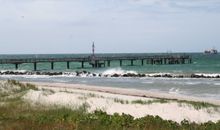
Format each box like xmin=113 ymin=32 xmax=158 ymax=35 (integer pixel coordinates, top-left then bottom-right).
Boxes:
xmin=0 ymin=70 xmax=28 ymax=73
xmin=145 ymin=73 xmax=171 ymax=77
xmin=141 ymin=81 xmax=154 ymax=84
xmin=22 ymin=75 xmax=51 ymax=79
xmin=62 ymin=72 xmax=77 ymax=77
xmin=214 ymin=83 xmax=220 ymax=86
xmin=102 ymin=68 xmax=138 ymax=76
xmin=169 ymin=88 xmax=180 ymax=95
xmin=185 ymin=82 xmax=200 ymax=85
xmin=194 ymin=73 xmax=220 ymax=77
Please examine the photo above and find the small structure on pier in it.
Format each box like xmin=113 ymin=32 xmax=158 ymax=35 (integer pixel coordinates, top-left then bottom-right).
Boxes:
xmin=89 ymin=42 xmax=105 ymax=68
xmin=92 ymin=42 xmax=95 ymax=57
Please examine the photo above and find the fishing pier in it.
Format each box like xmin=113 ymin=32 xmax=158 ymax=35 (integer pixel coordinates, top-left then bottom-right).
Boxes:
xmin=0 ymin=43 xmax=192 ymax=70
xmin=0 ymin=55 xmax=192 ymax=71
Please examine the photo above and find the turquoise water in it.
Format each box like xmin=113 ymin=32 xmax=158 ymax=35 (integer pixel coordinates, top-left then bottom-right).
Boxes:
xmin=0 ymin=53 xmax=220 ymax=100
xmin=0 ymin=53 xmax=220 ymax=74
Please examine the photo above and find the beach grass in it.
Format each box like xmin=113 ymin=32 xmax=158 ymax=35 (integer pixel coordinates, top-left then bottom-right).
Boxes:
xmin=114 ymin=98 xmax=129 ymax=104
xmin=169 ymin=99 xmax=220 ymax=110
xmin=0 ymin=80 xmax=220 ymax=130
xmin=0 ymin=102 xmax=220 ymax=130
xmin=131 ymin=99 xmax=168 ymax=105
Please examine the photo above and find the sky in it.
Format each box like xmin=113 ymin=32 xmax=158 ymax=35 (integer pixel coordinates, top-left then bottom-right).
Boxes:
xmin=0 ymin=0 xmax=220 ymax=54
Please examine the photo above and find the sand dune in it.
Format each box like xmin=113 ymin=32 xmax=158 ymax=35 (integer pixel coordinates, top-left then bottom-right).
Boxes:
xmin=22 ymin=82 xmax=220 ymax=123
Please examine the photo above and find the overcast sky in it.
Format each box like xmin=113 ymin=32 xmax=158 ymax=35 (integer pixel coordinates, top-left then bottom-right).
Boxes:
xmin=0 ymin=0 xmax=220 ymax=54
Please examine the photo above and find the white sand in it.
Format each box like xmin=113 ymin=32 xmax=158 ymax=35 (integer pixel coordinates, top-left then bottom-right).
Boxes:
xmin=22 ymin=82 xmax=220 ymax=123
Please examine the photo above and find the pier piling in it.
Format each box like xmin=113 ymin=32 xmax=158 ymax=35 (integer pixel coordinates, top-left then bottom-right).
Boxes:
xmin=51 ymin=62 xmax=54 ymax=70
xmin=34 ymin=62 xmax=37 ymax=71
xmin=15 ymin=64 xmax=18 ymax=70
xmin=131 ymin=60 xmax=134 ymax=66
xmin=107 ymin=61 xmax=111 ymax=67
xmin=81 ymin=61 xmax=84 ymax=68
xmin=67 ymin=61 xmax=70 ymax=69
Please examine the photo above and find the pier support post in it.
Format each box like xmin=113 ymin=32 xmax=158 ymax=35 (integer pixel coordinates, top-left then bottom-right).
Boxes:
xmin=15 ymin=64 xmax=18 ymax=70
xmin=120 ymin=60 xmax=122 ymax=66
xmin=131 ymin=60 xmax=134 ymax=66
xmin=51 ymin=62 xmax=54 ymax=70
xmin=67 ymin=61 xmax=70 ymax=69
xmin=151 ymin=59 xmax=153 ymax=65
xmin=189 ymin=59 xmax=192 ymax=64
xmin=107 ymin=61 xmax=110 ymax=67
xmin=181 ymin=59 xmax=185 ymax=64
xmin=95 ymin=61 xmax=98 ymax=68
xmin=81 ymin=61 xmax=84 ymax=68
xmin=141 ymin=59 xmax=144 ymax=66
xmin=146 ymin=59 xmax=149 ymax=64
xmin=34 ymin=62 xmax=37 ymax=71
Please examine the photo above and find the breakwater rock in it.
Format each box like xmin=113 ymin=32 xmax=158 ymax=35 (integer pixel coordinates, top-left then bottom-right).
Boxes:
xmin=0 ymin=70 xmax=220 ymax=78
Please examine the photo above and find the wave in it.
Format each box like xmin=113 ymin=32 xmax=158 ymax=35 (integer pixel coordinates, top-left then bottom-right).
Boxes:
xmin=141 ymin=81 xmax=154 ymax=84
xmin=1 ymin=69 xmax=220 ymax=79
xmin=214 ymin=83 xmax=220 ymax=86
xmin=192 ymin=73 xmax=220 ymax=78
xmin=169 ymin=88 xmax=180 ymax=95
xmin=185 ymin=82 xmax=201 ymax=85
xmin=102 ymin=67 xmax=137 ymax=76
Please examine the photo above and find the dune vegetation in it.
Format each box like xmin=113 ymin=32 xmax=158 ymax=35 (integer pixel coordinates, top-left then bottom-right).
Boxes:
xmin=0 ymin=80 xmax=220 ymax=130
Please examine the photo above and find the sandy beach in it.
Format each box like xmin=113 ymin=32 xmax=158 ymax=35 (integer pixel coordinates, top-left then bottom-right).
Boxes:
xmin=20 ymin=81 xmax=220 ymax=123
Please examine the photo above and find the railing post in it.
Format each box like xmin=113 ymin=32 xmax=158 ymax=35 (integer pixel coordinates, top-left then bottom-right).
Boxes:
xmin=120 ymin=60 xmax=122 ymax=66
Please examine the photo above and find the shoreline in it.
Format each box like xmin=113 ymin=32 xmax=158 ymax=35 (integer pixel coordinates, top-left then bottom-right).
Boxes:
xmin=27 ymin=81 xmax=220 ymax=106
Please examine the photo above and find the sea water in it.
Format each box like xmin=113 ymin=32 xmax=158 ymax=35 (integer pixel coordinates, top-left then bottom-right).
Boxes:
xmin=0 ymin=53 xmax=220 ymax=100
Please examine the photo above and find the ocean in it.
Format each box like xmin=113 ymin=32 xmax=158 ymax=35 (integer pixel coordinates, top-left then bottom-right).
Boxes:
xmin=0 ymin=53 xmax=220 ymax=100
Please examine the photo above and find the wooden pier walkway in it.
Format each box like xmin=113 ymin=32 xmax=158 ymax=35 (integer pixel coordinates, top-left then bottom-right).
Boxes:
xmin=0 ymin=55 xmax=192 ymax=71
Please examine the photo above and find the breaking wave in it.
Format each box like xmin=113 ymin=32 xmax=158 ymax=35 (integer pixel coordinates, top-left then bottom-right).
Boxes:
xmin=102 ymin=67 xmax=137 ymax=76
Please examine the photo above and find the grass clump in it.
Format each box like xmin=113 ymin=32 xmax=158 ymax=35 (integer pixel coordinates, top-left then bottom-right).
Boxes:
xmin=41 ymin=88 xmax=55 ymax=95
xmin=132 ymin=97 xmax=220 ymax=110
xmin=87 ymin=93 xmax=97 ymax=98
xmin=0 ymin=80 xmax=38 ymax=103
xmin=7 ymin=79 xmax=38 ymax=91
xmin=170 ymin=99 xmax=220 ymax=110
xmin=132 ymin=99 xmax=168 ymax=105
xmin=114 ymin=98 xmax=129 ymax=104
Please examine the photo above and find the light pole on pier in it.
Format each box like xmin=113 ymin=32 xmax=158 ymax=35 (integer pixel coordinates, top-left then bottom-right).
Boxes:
xmin=92 ymin=42 xmax=95 ymax=57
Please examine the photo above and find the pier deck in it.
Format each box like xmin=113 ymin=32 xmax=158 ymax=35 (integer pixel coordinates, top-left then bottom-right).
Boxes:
xmin=0 ymin=55 xmax=192 ymax=70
